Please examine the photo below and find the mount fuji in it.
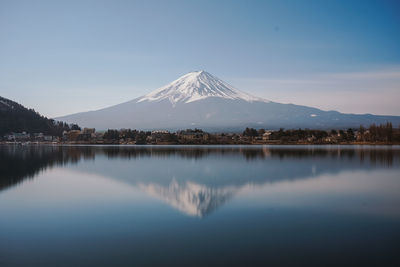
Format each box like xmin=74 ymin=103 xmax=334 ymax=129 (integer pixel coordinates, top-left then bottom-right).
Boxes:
xmin=56 ymin=71 xmax=400 ymax=131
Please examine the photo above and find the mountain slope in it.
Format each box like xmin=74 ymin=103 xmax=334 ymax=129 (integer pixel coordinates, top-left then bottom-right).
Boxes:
xmin=0 ymin=96 xmax=78 ymax=136
xmin=56 ymin=71 xmax=400 ymax=131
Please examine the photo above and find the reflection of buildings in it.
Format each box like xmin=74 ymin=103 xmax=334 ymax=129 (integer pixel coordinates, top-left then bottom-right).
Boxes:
xmin=140 ymin=180 xmax=238 ymax=217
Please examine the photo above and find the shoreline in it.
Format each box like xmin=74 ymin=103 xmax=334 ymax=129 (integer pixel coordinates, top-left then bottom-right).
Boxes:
xmin=1 ymin=141 xmax=400 ymax=146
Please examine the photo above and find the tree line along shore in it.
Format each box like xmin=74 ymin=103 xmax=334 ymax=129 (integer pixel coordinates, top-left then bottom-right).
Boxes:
xmin=1 ymin=123 xmax=399 ymax=145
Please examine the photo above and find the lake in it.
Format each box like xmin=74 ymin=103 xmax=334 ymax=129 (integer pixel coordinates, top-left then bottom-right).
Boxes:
xmin=1 ymin=145 xmax=400 ymax=266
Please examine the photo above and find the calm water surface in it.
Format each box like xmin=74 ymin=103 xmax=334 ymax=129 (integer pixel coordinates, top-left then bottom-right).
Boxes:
xmin=1 ymin=145 xmax=400 ymax=266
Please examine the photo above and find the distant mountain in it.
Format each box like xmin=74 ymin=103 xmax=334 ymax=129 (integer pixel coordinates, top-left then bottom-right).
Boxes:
xmin=56 ymin=71 xmax=400 ymax=131
xmin=0 ymin=96 xmax=78 ymax=136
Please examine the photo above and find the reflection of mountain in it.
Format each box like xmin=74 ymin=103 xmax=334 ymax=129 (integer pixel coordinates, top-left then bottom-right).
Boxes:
xmin=1 ymin=145 xmax=400 ymax=216
xmin=140 ymin=180 xmax=237 ymax=217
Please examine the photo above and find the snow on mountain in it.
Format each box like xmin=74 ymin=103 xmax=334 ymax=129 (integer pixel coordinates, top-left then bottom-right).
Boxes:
xmin=137 ymin=70 xmax=269 ymax=105
xmin=56 ymin=71 xmax=400 ymax=131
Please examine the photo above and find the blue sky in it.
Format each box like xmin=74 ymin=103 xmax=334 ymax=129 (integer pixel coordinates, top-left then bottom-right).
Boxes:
xmin=1 ymin=0 xmax=399 ymax=117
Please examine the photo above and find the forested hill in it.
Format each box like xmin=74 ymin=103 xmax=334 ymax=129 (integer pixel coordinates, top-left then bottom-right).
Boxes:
xmin=0 ymin=96 xmax=79 ymax=136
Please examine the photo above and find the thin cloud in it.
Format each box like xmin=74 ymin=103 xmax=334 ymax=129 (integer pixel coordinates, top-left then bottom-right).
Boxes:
xmin=230 ymin=68 xmax=400 ymax=116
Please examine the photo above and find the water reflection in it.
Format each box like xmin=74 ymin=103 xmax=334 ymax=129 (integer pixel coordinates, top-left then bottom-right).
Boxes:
xmin=1 ymin=145 xmax=399 ymax=217
xmin=139 ymin=180 xmax=237 ymax=217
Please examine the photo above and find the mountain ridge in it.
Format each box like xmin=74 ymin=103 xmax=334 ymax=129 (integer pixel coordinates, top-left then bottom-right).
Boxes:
xmin=0 ymin=96 xmax=79 ymax=136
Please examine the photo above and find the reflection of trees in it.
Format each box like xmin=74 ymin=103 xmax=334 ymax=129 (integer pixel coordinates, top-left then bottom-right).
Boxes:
xmin=1 ymin=145 xmax=399 ymax=193
xmin=0 ymin=146 xmax=81 ymax=191
xmin=86 ymin=146 xmax=400 ymax=165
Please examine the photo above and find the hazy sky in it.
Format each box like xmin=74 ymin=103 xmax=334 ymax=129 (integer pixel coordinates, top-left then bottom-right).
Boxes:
xmin=1 ymin=0 xmax=399 ymax=117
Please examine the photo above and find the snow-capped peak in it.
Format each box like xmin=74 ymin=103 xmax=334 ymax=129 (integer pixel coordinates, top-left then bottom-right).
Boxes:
xmin=137 ymin=71 xmax=269 ymax=105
